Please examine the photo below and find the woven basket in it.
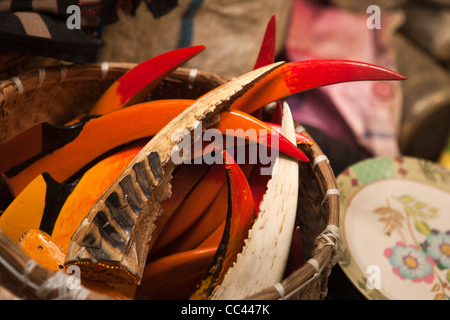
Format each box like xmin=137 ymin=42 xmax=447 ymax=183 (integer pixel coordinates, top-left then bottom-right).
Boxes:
xmin=0 ymin=62 xmax=340 ymax=300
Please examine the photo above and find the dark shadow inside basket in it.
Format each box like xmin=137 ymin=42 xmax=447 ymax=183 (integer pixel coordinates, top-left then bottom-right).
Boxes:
xmin=296 ymin=160 xmax=330 ymax=261
xmin=0 ymin=80 xmax=114 ymax=142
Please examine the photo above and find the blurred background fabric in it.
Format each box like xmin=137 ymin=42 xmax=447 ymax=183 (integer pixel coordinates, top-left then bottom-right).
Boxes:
xmin=285 ymin=0 xmax=405 ymax=158
xmin=97 ymin=0 xmax=293 ymax=79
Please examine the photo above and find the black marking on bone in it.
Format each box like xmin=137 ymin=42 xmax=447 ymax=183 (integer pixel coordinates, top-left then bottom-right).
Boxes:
xmin=132 ymin=160 xmax=153 ymax=199
xmin=93 ymin=210 xmax=126 ymax=252
xmin=105 ymin=193 xmax=135 ymax=234
xmin=148 ymin=152 xmax=162 ymax=182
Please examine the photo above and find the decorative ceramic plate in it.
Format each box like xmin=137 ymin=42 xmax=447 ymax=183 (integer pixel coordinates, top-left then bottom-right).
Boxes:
xmin=337 ymin=156 xmax=450 ymax=300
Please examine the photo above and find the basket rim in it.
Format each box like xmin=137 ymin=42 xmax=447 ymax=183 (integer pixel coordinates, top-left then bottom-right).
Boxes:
xmin=0 ymin=62 xmax=229 ymax=109
xmin=0 ymin=62 xmax=340 ymax=300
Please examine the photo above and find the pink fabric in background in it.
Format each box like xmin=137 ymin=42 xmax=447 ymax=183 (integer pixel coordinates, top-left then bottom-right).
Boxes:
xmin=286 ymin=0 xmax=405 ymax=156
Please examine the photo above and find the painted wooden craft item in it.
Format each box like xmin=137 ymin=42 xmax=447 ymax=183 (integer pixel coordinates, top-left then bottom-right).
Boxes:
xmin=0 ymin=16 xmax=406 ymax=300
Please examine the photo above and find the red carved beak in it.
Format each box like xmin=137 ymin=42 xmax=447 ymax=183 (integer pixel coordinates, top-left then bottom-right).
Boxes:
xmin=90 ymin=45 xmax=206 ymax=115
xmin=232 ymin=59 xmax=406 ymax=114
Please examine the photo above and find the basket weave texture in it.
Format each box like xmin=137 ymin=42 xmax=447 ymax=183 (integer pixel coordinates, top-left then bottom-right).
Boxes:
xmin=0 ymin=62 xmax=340 ymax=300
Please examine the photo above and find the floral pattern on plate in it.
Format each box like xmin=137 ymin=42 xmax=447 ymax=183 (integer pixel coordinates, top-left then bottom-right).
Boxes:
xmin=337 ymin=156 xmax=450 ymax=300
